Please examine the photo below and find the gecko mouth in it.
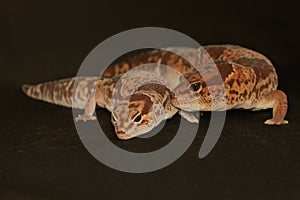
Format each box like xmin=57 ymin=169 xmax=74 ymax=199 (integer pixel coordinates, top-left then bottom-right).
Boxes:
xmin=116 ymin=130 xmax=153 ymax=140
xmin=116 ymin=133 xmax=133 ymax=140
xmin=116 ymin=131 xmax=142 ymax=140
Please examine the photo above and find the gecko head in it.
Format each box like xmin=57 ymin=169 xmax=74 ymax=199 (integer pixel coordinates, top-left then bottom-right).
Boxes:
xmin=171 ymin=68 xmax=227 ymax=111
xmin=172 ymin=65 xmax=227 ymax=111
xmin=111 ymin=93 xmax=165 ymax=140
xmin=171 ymin=71 xmax=208 ymax=111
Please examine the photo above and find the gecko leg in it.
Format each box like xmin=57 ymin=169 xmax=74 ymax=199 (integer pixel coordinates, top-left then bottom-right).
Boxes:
xmin=179 ymin=110 xmax=200 ymax=123
xmin=264 ymin=90 xmax=289 ymax=125
xmin=75 ymin=93 xmax=97 ymax=122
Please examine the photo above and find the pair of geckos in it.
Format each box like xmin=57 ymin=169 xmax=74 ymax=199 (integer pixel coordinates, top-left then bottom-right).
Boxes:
xmin=22 ymin=45 xmax=289 ymax=140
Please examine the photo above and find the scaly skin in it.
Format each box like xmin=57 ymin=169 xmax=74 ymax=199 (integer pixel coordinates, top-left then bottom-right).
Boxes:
xmin=77 ymin=70 xmax=180 ymax=140
xmin=22 ymin=70 xmax=182 ymax=140
xmin=172 ymin=45 xmax=288 ymax=125
xmin=22 ymin=77 xmax=100 ymax=109
xmin=22 ymin=45 xmax=289 ymax=140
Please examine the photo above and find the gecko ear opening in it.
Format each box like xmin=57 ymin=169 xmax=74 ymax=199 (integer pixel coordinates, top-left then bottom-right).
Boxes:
xmin=133 ymin=113 xmax=143 ymax=123
xmin=189 ymin=81 xmax=202 ymax=92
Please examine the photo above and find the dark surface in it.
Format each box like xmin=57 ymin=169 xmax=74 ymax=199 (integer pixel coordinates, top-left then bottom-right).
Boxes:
xmin=1 ymin=0 xmax=300 ymax=199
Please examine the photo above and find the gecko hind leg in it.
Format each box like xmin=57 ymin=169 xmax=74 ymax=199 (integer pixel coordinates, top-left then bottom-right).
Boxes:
xmin=264 ymin=90 xmax=289 ymax=125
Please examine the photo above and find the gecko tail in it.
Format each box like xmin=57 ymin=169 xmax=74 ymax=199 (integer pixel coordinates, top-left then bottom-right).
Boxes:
xmin=21 ymin=77 xmax=100 ymax=109
xmin=21 ymin=84 xmax=31 ymax=94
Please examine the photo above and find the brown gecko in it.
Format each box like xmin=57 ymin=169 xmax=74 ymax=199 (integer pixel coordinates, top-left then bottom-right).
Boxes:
xmin=171 ymin=45 xmax=288 ymax=125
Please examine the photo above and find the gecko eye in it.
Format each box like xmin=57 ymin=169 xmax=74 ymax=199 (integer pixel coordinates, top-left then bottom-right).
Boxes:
xmin=189 ymin=82 xmax=202 ymax=92
xmin=133 ymin=113 xmax=142 ymax=123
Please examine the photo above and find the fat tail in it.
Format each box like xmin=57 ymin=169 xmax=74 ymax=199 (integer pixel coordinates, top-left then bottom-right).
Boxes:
xmin=22 ymin=76 xmax=100 ymax=109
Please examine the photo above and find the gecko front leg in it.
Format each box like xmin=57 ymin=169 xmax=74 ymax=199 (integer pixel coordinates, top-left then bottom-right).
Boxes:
xmin=75 ymin=92 xmax=97 ymax=122
xmin=179 ymin=110 xmax=200 ymax=123
xmin=75 ymin=77 xmax=113 ymax=122
xmin=264 ymin=90 xmax=289 ymax=125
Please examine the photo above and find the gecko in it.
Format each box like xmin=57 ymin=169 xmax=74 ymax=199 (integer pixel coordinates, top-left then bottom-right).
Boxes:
xmin=22 ymin=70 xmax=186 ymax=139
xmin=22 ymin=45 xmax=288 ymax=140
xmin=171 ymin=45 xmax=288 ymax=125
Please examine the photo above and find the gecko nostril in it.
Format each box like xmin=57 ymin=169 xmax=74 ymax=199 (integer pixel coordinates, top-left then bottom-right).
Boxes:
xmin=117 ymin=130 xmax=125 ymax=135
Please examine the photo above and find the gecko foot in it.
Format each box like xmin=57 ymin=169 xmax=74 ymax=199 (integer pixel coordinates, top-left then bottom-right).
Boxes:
xmin=75 ymin=114 xmax=97 ymax=122
xmin=179 ymin=110 xmax=200 ymax=123
xmin=264 ymin=119 xmax=289 ymax=125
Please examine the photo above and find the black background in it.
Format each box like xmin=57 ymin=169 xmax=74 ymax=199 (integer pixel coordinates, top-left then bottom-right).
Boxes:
xmin=1 ymin=0 xmax=300 ymax=199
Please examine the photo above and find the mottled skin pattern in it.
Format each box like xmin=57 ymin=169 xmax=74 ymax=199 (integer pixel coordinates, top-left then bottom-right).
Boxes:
xmin=111 ymin=80 xmax=178 ymax=140
xmin=172 ymin=45 xmax=288 ymax=125
xmin=22 ymin=44 xmax=288 ymax=140
xmin=22 ymin=77 xmax=100 ymax=109
xmin=91 ymin=70 xmax=179 ymax=139
xmin=101 ymin=47 xmax=200 ymax=77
